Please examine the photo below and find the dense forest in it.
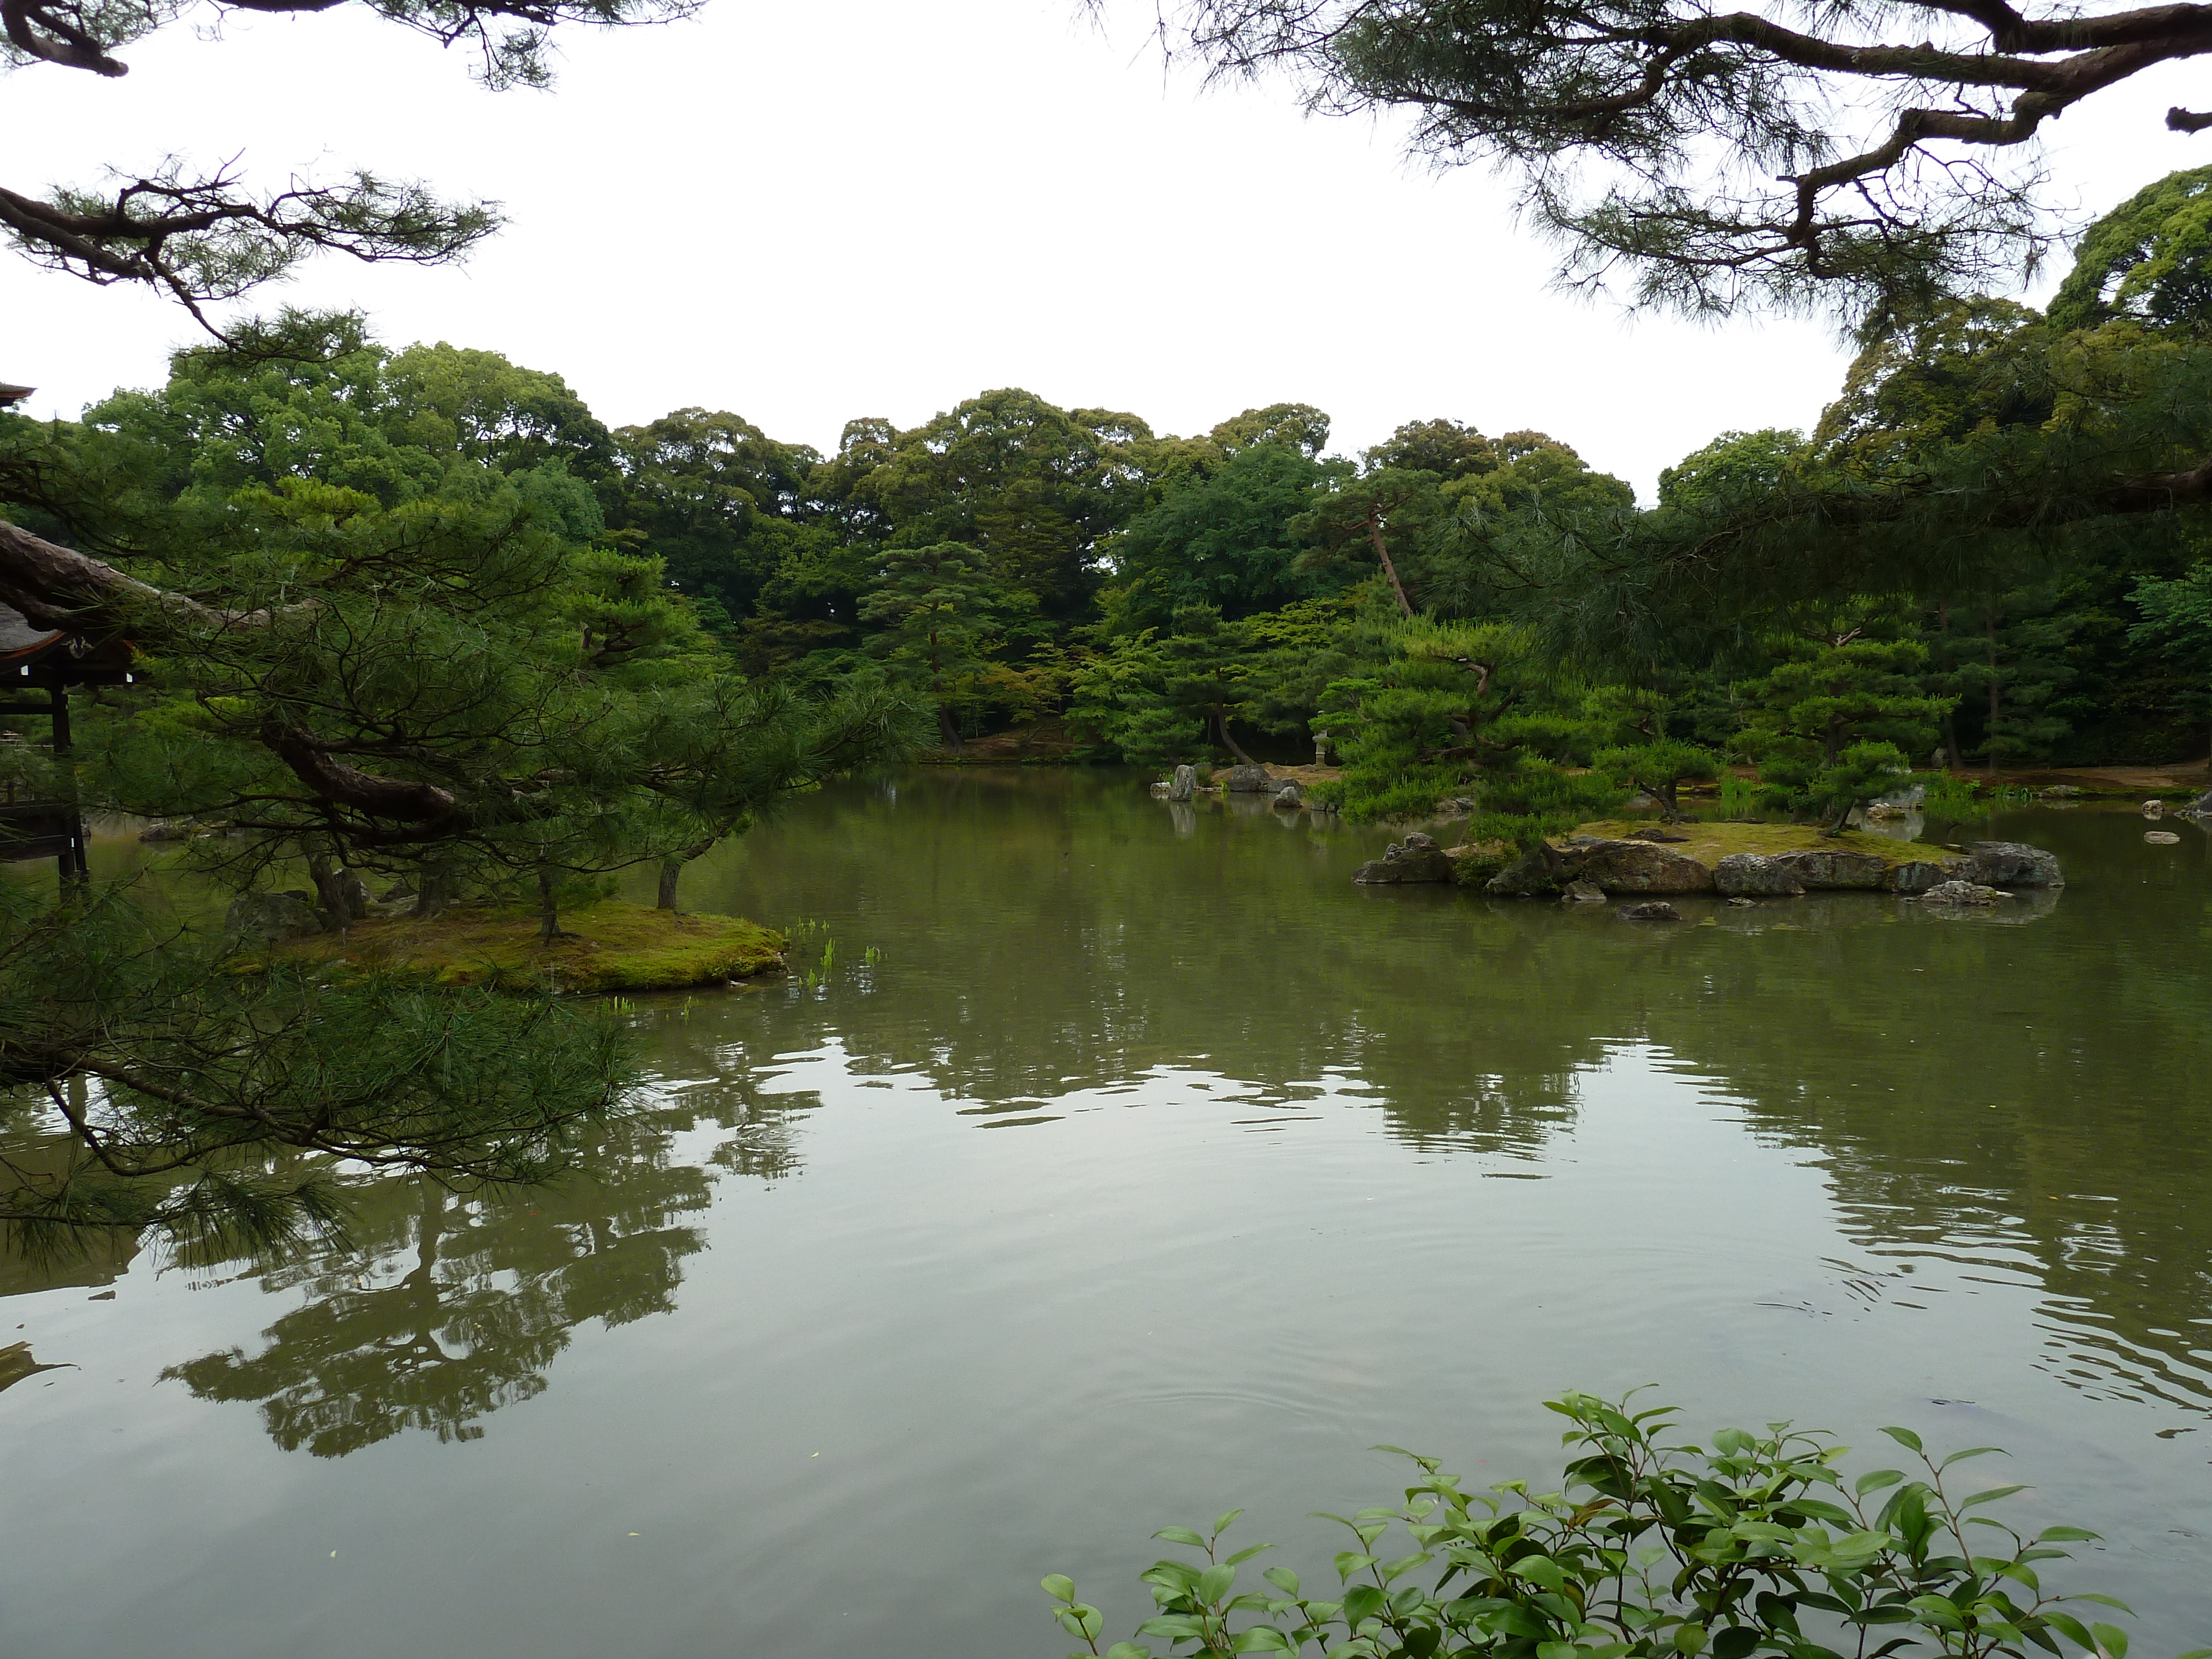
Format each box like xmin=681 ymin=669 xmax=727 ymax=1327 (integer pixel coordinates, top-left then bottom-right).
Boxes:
xmin=18 ymin=168 xmax=2209 ymax=842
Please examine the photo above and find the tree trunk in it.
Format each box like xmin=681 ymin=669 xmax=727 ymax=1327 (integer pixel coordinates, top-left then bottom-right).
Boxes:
xmin=536 ymin=862 xmax=563 ymax=945
xmin=1657 ymin=779 xmax=1681 ymax=821
xmin=411 ymin=865 xmax=450 ymax=919
xmin=1213 ymin=705 xmax=1255 ymax=764
xmin=1936 ymin=601 xmax=1963 ymax=769
xmin=937 ymin=702 xmax=964 ymax=753
xmin=656 ymin=857 xmax=684 ymax=911
xmin=1985 ymin=611 xmax=2001 ymax=776
xmin=1365 ymin=513 xmax=1414 ymax=618
xmin=306 ymin=850 xmax=354 ymax=931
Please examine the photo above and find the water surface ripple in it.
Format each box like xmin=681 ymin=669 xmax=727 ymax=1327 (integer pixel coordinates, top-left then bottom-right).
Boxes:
xmin=3 ymin=771 xmax=2209 ymax=1657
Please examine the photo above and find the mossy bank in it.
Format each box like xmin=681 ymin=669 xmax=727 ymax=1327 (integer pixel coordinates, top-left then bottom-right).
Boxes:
xmin=270 ymin=900 xmax=787 ymax=993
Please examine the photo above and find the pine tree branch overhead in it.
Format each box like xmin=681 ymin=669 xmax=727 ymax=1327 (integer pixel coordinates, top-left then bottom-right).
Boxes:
xmin=1 ymin=0 xmax=697 ymax=320
xmin=1151 ymin=0 xmax=2212 ymax=317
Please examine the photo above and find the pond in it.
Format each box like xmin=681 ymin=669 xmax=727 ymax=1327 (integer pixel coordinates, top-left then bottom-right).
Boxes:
xmin=3 ymin=770 xmax=2209 ymax=1658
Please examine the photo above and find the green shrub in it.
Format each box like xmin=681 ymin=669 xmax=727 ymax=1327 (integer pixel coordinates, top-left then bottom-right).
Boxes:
xmin=1917 ymin=773 xmax=1986 ymax=821
xmin=1044 ymin=1390 xmax=2198 ymax=1659
xmin=1715 ymin=774 xmax=1761 ymax=818
xmin=1451 ymin=849 xmax=1509 ymax=888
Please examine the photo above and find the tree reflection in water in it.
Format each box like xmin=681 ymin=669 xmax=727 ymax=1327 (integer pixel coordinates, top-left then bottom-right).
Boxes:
xmin=159 ymin=1082 xmax=798 ymax=1457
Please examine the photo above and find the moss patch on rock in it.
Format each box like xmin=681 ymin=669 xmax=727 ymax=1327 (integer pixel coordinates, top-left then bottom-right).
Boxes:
xmin=275 ymin=900 xmax=786 ymax=993
xmin=1571 ymin=820 xmax=1943 ymax=871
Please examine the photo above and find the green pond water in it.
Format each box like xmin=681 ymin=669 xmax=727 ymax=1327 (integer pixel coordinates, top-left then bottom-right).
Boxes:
xmin=3 ymin=770 xmax=2210 ymax=1657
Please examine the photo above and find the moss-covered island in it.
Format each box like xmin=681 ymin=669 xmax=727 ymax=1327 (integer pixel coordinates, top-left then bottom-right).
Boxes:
xmin=1568 ymin=820 xmax=1950 ymax=871
xmin=273 ymin=901 xmax=787 ymax=993
xmin=1378 ymin=817 xmax=2067 ymax=899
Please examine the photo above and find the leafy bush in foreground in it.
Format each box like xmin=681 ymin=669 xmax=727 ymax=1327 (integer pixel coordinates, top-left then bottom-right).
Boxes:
xmin=1044 ymin=1391 xmax=2204 ymax=1659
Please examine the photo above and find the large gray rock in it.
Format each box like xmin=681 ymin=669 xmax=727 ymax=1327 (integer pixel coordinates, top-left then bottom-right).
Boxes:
xmin=1713 ymin=853 xmax=1805 ymax=896
xmin=1770 ymin=848 xmax=1888 ymax=890
xmin=1485 ymin=837 xmax=1714 ymax=896
xmin=1561 ymin=879 xmax=1607 ymax=905
xmin=224 ymin=890 xmax=325 ymax=944
xmin=1881 ymin=858 xmax=1960 ymax=895
xmin=1272 ymin=782 xmax=1302 ymax=808
xmin=1353 ymin=831 xmax=1455 ymax=885
xmin=1962 ymin=840 xmax=2064 ymax=888
xmin=1167 ymin=764 xmax=1196 ymax=803
xmin=2188 ymin=787 xmax=2212 ymax=817
xmin=1486 ymin=845 xmax=1567 ymax=896
xmin=1224 ymin=764 xmax=1274 ymax=793
xmin=1578 ymin=838 xmax=1717 ymax=894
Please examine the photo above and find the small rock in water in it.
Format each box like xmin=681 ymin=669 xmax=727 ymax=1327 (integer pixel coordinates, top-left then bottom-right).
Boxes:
xmin=1961 ymin=840 xmax=2064 ymax=889
xmin=1272 ymin=782 xmax=1302 ymax=808
xmin=1726 ymin=896 xmax=1755 ymax=908
xmin=1561 ymin=880 xmax=1607 ymax=905
xmin=2142 ymin=798 xmax=2166 ymax=818
xmin=2146 ymin=829 xmax=2182 ymax=844
xmin=1166 ymin=764 xmax=1196 ymax=803
xmin=1224 ymin=764 xmax=1274 ymax=793
xmin=1352 ymin=832 xmax=1455 ymax=885
xmin=1618 ymin=901 xmax=1681 ymax=921
xmin=1920 ymin=879 xmax=2007 ymax=907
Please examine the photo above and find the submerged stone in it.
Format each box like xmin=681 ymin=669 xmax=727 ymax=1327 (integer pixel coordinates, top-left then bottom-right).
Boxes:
xmin=1921 ymin=880 xmax=2007 ymax=907
xmin=1618 ymin=901 xmax=1682 ymax=921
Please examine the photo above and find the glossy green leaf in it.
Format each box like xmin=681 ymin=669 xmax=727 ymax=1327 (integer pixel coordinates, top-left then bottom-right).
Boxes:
xmin=1154 ymin=1526 xmax=1207 ymax=1548
xmin=1937 ymin=1446 xmax=2007 ymax=1471
xmin=1041 ymin=1574 xmax=1076 ymax=1602
xmin=1879 ymin=1427 xmax=1924 ymax=1454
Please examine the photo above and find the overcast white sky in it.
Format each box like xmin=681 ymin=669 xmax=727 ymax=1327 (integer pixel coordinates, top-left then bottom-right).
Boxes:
xmin=3 ymin=1 xmax=2202 ymax=499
